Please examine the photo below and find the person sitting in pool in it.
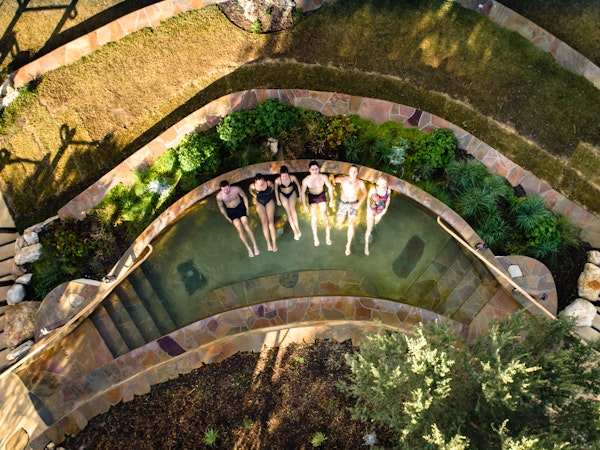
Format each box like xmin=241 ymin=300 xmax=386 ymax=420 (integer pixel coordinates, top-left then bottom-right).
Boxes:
xmin=364 ymin=177 xmax=391 ymax=256
xmin=301 ymin=160 xmax=334 ymax=247
xmin=216 ymin=180 xmax=260 ymax=258
xmin=249 ymin=173 xmax=278 ymax=252
xmin=334 ymin=165 xmax=367 ymax=256
xmin=274 ymin=165 xmax=302 ymax=241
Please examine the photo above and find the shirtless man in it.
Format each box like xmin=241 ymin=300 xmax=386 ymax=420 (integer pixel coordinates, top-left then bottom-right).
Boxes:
xmin=301 ymin=160 xmax=334 ymax=247
xmin=216 ymin=180 xmax=260 ymax=258
xmin=334 ymin=165 xmax=367 ymax=255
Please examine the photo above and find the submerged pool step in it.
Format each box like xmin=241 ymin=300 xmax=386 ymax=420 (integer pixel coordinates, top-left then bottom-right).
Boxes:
xmin=435 ymin=265 xmax=486 ymax=319
xmin=89 ymin=305 xmax=130 ymax=358
xmin=126 ymin=269 xmax=177 ymax=334
xmin=451 ymin=281 xmax=503 ymax=324
xmin=399 ymin=240 xmax=465 ymax=308
xmin=115 ymin=280 xmax=163 ymax=342
xmin=102 ymin=292 xmax=146 ymax=351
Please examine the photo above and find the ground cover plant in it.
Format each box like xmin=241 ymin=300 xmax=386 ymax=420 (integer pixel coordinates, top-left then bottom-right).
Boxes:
xmin=1 ymin=0 xmax=600 ymax=230
xmin=28 ymin=100 xmax=583 ymax=313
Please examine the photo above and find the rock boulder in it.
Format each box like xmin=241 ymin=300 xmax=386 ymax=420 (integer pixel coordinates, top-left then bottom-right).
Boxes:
xmin=4 ymin=302 xmax=41 ymax=347
xmin=578 ymin=263 xmax=600 ymax=302
xmin=563 ymin=298 xmax=597 ymax=327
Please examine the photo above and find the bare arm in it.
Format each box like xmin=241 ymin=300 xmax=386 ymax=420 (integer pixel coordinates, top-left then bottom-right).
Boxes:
xmin=216 ymin=195 xmax=231 ymax=222
xmin=239 ymin=188 xmax=250 ymax=211
xmin=274 ymin=178 xmax=282 ymax=205
xmin=301 ymin=179 xmax=309 ymax=211
xmin=324 ymin=176 xmax=335 ymax=208
xmin=382 ymin=190 xmax=391 ymax=215
xmin=248 ymin=183 xmax=257 ymax=202
xmin=358 ymin=180 xmax=368 ymax=207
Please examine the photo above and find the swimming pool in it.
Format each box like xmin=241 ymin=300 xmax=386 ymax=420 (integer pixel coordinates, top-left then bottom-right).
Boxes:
xmin=138 ymin=177 xmax=464 ymax=328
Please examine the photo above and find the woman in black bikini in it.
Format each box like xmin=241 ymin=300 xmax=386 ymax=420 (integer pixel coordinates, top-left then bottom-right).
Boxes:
xmin=274 ymin=166 xmax=302 ymax=240
xmin=249 ymin=173 xmax=277 ymax=252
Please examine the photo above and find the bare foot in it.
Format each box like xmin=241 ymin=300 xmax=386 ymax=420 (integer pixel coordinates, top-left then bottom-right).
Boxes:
xmin=248 ymin=248 xmax=254 ymax=257
xmin=272 ymin=244 xmax=278 ymax=252
xmin=326 ymin=237 xmax=332 ymax=246
xmin=254 ymin=247 xmax=260 ymax=256
xmin=345 ymin=246 xmax=351 ymax=256
xmin=267 ymin=244 xmax=273 ymax=252
xmin=294 ymin=232 xmax=301 ymax=241
xmin=365 ymin=247 xmax=370 ymax=256
xmin=314 ymin=238 xmax=320 ymax=247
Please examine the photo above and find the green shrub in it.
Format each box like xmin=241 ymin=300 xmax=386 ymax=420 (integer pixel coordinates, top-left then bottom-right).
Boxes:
xmin=446 ymin=159 xmax=489 ymax=192
xmin=203 ymin=428 xmax=219 ymax=447
xmin=319 ymin=115 xmax=358 ymax=148
xmin=512 ymin=195 xmax=551 ymax=232
xmin=177 ymin=132 xmax=221 ymax=173
xmin=255 ymin=99 xmax=299 ymax=139
xmin=408 ymin=128 xmax=457 ymax=181
xmin=344 ymin=313 xmax=600 ymax=448
xmin=475 ymin=211 xmax=509 ymax=249
xmin=217 ymin=109 xmax=257 ymax=147
xmin=454 ymin=186 xmax=497 ymax=219
xmin=250 ymin=20 xmax=262 ymax=33
xmin=152 ymin=148 xmax=179 ymax=174
xmin=310 ymin=431 xmax=327 ymax=447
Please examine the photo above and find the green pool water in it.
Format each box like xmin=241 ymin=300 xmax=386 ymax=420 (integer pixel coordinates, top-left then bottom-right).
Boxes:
xmin=138 ymin=180 xmax=459 ymax=327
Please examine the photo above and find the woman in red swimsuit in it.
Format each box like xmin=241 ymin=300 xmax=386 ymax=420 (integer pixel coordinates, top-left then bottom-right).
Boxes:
xmin=365 ymin=177 xmax=391 ymax=255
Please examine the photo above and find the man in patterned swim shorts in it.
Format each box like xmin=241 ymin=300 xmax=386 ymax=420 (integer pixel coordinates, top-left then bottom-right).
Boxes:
xmin=334 ymin=165 xmax=367 ymax=256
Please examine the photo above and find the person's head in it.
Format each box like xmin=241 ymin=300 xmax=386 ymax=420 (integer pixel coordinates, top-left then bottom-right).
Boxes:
xmin=349 ymin=165 xmax=359 ymax=178
xmin=308 ymin=161 xmax=320 ymax=174
xmin=279 ymin=165 xmax=289 ymax=174
xmin=376 ymin=177 xmax=388 ymax=189
xmin=220 ymin=180 xmax=230 ymax=193
xmin=254 ymin=173 xmax=264 ymax=182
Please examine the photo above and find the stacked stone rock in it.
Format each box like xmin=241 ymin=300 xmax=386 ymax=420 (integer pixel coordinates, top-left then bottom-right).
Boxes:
xmin=565 ymin=251 xmax=600 ymax=336
xmin=4 ymin=217 xmax=58 ymax=350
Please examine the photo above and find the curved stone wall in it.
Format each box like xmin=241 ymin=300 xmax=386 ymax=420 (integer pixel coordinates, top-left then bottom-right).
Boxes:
xmin=57 ymin=88 xmax=600 ymax=248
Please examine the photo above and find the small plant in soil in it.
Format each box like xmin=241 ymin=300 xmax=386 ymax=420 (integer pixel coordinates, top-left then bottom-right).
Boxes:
xmin=203 ymin=428 xmax=219 ymax=447
xmin=310 ymin=431 xmax=327 ymax=447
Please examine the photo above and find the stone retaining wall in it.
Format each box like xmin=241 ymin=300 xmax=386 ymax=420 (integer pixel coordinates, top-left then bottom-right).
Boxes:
xmin=57 ymin=88 xmax=600 ymax=248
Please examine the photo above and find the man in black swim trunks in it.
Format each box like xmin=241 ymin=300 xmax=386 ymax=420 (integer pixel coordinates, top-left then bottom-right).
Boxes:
xmin=301 ymin=161 xmax=334 ymax=247
xmin=216 ymin=180 xmax=260 ymax=258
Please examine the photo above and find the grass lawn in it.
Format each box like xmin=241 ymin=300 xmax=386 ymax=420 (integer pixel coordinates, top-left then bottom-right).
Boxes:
xmin=0 ymin=0 xmax=599 ymax=229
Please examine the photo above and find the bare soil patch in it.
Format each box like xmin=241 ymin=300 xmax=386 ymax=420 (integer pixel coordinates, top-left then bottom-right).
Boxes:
xmin=63 ymin=339 xmax=394 ymax=449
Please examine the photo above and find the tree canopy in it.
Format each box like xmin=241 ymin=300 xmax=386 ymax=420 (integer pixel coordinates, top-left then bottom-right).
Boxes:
xmin=344 ymin=312 xmax=600 ymax=449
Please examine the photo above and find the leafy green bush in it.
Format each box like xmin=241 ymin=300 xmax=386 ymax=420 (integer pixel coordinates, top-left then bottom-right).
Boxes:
xmin=255 ymin=98 xmax=299 ymax=139
xmin=29 ymin=218 xmax=116 ymax=299
xmin=177 ymin=132 xmax=221 ymax=173
xmin=319 ymin=115 xmax=358 ymax=148
xmin=407 ymin=128 xmax=457 ymax=181
xmin=217 ymin=109 xmax=257 ymax=148
xmin=343 ymin=313 xmax=600 ymax=448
